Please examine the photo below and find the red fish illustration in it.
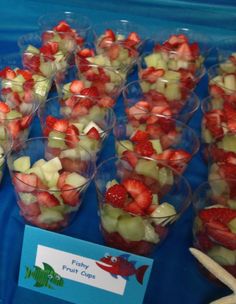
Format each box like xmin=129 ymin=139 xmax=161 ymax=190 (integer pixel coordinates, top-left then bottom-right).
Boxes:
xmin=96 ymin=254 xmax=148 ymax=284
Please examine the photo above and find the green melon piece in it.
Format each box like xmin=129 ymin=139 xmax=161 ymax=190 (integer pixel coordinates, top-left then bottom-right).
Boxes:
xmin=18 ymin=192 xmax=37 ymax=205
xmin=32 ymin=75 xmax=51 ymax=97
xmin=143 ymin=220 xmax=160 ymax=243
xmin=13 ymin=156 xmax=31 ymax=172
xmin=140 ymin=81 xmax=151 ymax=93
xmin=220 ymin=61 xmax=236 ymax=74
xmin=144 ymin=53 xmax=162 ymax=68
xmin=100 ymin=204 xmax=126 ymax=233
xmin=164 ymin=70 xmax=181 ymax=81
xmin=32 ymin=159 xmax=46 ymax=168
xmin=207 ymin=246 xmax=236 ymax=266
xmin=48 ymin=131 xmax=67 ymax=149
xmin=116 ymin=140 xmax=133 ymax=156
xmin=158 ymin=167 xmax=174 ymax=186
xmin=228 ymin=199 xmax=236 ymax=210
xmin=150 ymin=139 xmax=163 ymax=154
xmin=6 ymin=110 xmax=22 ymax=120
xmin=217 ymin=135 xmax=236 ymax=153
xmin=38 ymin=209 xmax=64 ymax=224
xmin=165 ymin=83 xmax=181 ymax=101
xmin=65 ymin=172 xmax=87 ymax=188
xmin=228 ymin=218 xmax=236 ymax=233
xmin=0 ymin=126 xmax=6 ymax=140
xmin=135 ymin=158 xmax=159 ymax=180
xmin=117 ymin=215 xmax=145 ymax=241
xmin=150 ymin=202 xmax=177 ymax=225
xmin=41 ymin=157 xmax=62 ymax=173
xmin=25 ymin=45 xmax=40 ymax=54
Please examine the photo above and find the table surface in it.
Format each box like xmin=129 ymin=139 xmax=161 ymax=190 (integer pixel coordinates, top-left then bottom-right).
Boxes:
xmin=0 ymin=1 xmax=235 ymax=303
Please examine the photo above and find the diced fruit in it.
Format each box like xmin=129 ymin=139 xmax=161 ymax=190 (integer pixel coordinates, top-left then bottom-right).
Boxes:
xmin=135 ymin=159 xmax=159 ymax=180
xmin=151 ymin=202 xmax=177 ymax=225
xmin=105 ymin=184 xmax=127 ymax=208
xmin=65 ymin=172 xmax=87 ymax=188
xmin=38 ymin=209 xmax=64 ymax=224
xmin=117 ymin=215 xmax=145 ymax=241
xmin=13 ymin=156 xmax=31 ymax=173
xmin=207 ymin=246 xmax=236 ymax=266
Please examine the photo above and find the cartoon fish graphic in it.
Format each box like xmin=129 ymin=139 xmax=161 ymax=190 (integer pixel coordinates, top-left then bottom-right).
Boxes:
xmin=96 ymin=253 xmax=148 ymax=284
xmin=25 ymin=262 xmax=64 ymax=289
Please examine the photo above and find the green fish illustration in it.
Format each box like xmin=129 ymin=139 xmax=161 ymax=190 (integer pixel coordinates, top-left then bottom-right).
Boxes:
xmin=25 ymin=263 xmax=64 ymax=289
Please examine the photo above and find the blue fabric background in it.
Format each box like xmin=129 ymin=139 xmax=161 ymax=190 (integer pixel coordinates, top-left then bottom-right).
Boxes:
xmin=0 ymin=1 xmax=236 ymax=303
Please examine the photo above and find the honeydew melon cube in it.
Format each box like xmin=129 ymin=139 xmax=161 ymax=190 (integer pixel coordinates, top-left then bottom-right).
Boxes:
xmin=217 ymin=135 xmax=236 ymax=152
xmin=62 ymin=83 xmax=71 ymax=94
xmin=156 ymin=59 xmax=167 ymax=70
xmin=32 ymin=159 xmax=46 ymax=168
xmin=220 ymin=62 xmax=236 ymax=74
xmin=155 ymin=79 xmax=166 ymax=94
xmin=13 ymin=156 xmax=31 ymax=173
xmin=165 ymin=83 xmax=181 ymax=101
xmin=0 ymin=126 xmax=6 ymax=140
xmin=19 ymin=102 xmax=34 ymax=114
xmin=176 ymin=60 xmax=189 ymax=69
xmin=32 ymin=75 xmax=51 ymax=97
xmin=54 ymin=51 xmax=65 ymax=62
xmin=143 ymin=220 xmax=160 ymax=243
xmin=118 ymin=48 xmax=129 ymax=61
xmin=25 ymin=45 xmax=40 ymax=54
xmin=38 ymin=209 xmax=64 ymax=224
xmin=144 ymin=53 xmax=162 ymax=68
xmin=167 ymin=59 xmax=178 ymax=70
xmin=135 ymin=159 xmax=159 ymax=180
xmin=212 ymin=75 xmax=224 ymax=85
xmin=105 ymin=82 xmax=115 ymax=93
xmin=26 ymin=166 xmax=45 ymax=181
xmin=72 ymin=122 xmax=85 ymax=133
xmin=0 ymin=155 xmax=4 ymax=167
xmin=48 ymin=131 xmax=67 ymax=149
xmin=41 ymin=157 xmax=62 ymax=173
xmin=202 ymin=126 xmax=213 ymax=144
xmin=140 ymin=81 xmax=151 ymax=93
xmin=151 ymin=202 xmax=177 ymax=225
xmin=209 ymin=176 xmax=228 ymax=196
xmin=117 ymin=215 xmax=145 ymax=241
xmin=79 ymin=136 xmax=99 ymax=152
xmin=83 ymin=121 xmax=103 ymax=134
xmin=228 ymin=199 xmax=236 ymax=210
xmin=18 ymin=192 xmax=37 ymax=205
xmin=45 ymin=171 xmax=60 ymax=188
xmin=116 ymin=140 xmax=133 ymax=156
xmin=101 ymin=204 xmax=126 ymax=233
xmin=224 ymin=74 xmax=236 ymax=91
xmin=88 ymin=106 xmax=106 ymax=122
xmin=228 ymin=218 xmax=236 ymax=233
xmin=88 ymin=54 xmax=110 ymax=66
xmin=65 ymin=172 xmax=87 ymax=188
xmin=158 ymin=167 xmax=174 ymax=186
xmin=164 ymin=70 xmax=181 ymax=81
xmin=152 ymin=194 xmax=159 ymax=204
xmin=150 ymin=139 xmax=163 ymax=154
xmin=60 ymin=106 xmax=72 ymax=116
xmin=40 ymin=61 xmax=55 ymax=78
xmin=207 ymin=246 xmax=236 ymax=266
xmin=49 ymin=187 xmax=64 ymax=205
xmin=6 ymin=110 xmax=22 ymax=120
xmin=11 ymin=74 xmax=25 ymax=92
xmin=116 ymin=34 xmax=125 ymax=41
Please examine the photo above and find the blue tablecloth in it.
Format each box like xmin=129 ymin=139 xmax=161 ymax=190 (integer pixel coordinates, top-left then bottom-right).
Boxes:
xmin=0 ymin=1 xmax=236 ymax=303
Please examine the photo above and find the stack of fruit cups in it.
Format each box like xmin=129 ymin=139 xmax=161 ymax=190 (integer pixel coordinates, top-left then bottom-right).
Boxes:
xmin=18 ymin=31 xmax=69 ymax=80
xmin=0 ymin=53 xmax=53 ymax=104
xmin=192 ymin=179 xmax=236 ymax=277
xmin=114 ymin=114 xmax=199 ymax=174
xmin=208 ymin=63 xmax=236 ymax=97
xmin=38 ymin=95 xmax=116 ymax=160
xmin=75 ymin=41 xmax=139 ymax=81
xmin=55 ymin=64 xmax=124 ymax=108
xmin=7 ymin=136 xmax=95 ymax=231
xmin=122 ymin=79 xmax=200 ymax=124
xmin=201 ymin=94 xmax=236 ymax=161
xmin=0 ymin=126 xmax=12 ymax=185
xmin=94 ymin=155 xmax=192 ymax=256
xmin=93 ymin=19 xmax=148 ymax=53
xmin=38 ymin=11 xmax=92 ymax=61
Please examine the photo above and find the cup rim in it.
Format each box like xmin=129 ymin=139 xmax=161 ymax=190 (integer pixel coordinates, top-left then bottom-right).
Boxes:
xmin=94 ymin=155 xmax=192 ymax=219
xmin=7 ymin=136 xmax=96 ymax=192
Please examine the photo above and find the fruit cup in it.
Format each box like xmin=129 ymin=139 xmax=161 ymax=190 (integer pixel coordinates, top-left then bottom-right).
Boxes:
xmin=94 ymin=155 xmax=191 ymax=256
xmin=0 ymin=54 xmax=52 ymax=104
xmin=208 ymin=63 xmax=236 ymax=97
xmin=201 ymin=95 xmax=236 ymax=147
xmin=55 ymin=64 xmax=123 ymax=108
xmin=38 ymin=11 xmax=92 ymax=58
xmin=18 ymin=32 xmax=69 ymax=79
xmin=122 ymin=79 xmax=200 ymax=123
xmin=93 ymin=19 xmax=147 ymax=52
xmin=38 ymin=95 xmax=116 ymax=159
xmin=114 ymin=114 xmax=199 ymax=174
xmin=7 ymin=136 xmax=95 ymax=230
xmin=192 ymin=179 xmax=236 ymax=277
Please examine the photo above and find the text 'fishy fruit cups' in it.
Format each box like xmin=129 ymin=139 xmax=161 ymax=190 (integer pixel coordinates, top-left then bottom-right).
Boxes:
xmin=38 ymin=95 xmax=116 ymax=160
xmin=94 ymin=156 xmax=192 ymax=256
xmin=192 ymin=179 xmax=236 ymax=278
xmin=7 ymin=137 xmax=95 ymax=231
xmin=114 ymin=114 xmax=199 ymax=174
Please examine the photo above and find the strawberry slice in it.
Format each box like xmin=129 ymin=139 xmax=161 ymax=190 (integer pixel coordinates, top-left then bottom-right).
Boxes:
xmin=46 ymin=115 xmax=57 ymax=128
xmin=169 ymin=150 xmax=191 ymax=161
xmin=126 ymin=32 xmax=141 ymax=45
xmin=77 ymin=48 xmax=95 ymax=58
xmin=124 ymin=201 xmax=144 ymax=215
xmin=97 ymin=96 xmax=115 ymax=107
xmin=209 ymin=84 xmax=225 ymax=97
xmin=140 ymin=67 xmax=165 ymax=83
xmin=37 ymin=192 xmax=60 ymax=207
xmin=65 ymin=125 xmax=80 ymax=148
xmin=57 ymin=171 xmax=71 ymax=189
xmin=80 ymin=87 xmax=99 ymax=98
xmin=105 ymin=184 xmax=127 ymax=208
xmin=70 ymin=80 xmax=84 ymax=94
xmin=122 ymin=178 xmax=152 ymax=210
xmin=224 ymin=101 xmax=236 ymax=132
xmin=87 ymin=127 xmax=100 ymax=140
xmin=131 ymin=130 xmax=150 ymax=142
xmin=204 ymin=110 xmax=224 ymax=138
xmin=196 ymin=232 xmax=214 ymax=251
xmin=61 ymin=184 xmax=80 ymax=206
xmin=52 ymin=119 xmax=69 ymax=132
xmin=218 ymin=163 xmax=236 ymax=179
xmin=16 ymin=69 xmax=33 ymax=81
xmin=54 ymin=20 xmax=71 ymax=32
xmin=0 ymin=101 xmax=10 ymax=113
xmin=134 ymin=140 xmax=155 ymax=157
xmin=23 ymin=54 xmax=40 ymax=73
xmin=0 ymin=67 xmax=16 ymax=79
xmin=176 ymin=42 xmax=193 ymax=61
xmin=206 ymin=226 xmax=236 ymax=250
xmin=104 ymin=29 xmax=116 ymax=41
xmin=199 ymin=207 xmax=236 ymax=224
xmin=121 ymin=150 xmax=138 ymax=168
xmin=107 ymin=44 xmax=120 ymax=60
xmin=13 ymin=173 xmax=38 ymax=193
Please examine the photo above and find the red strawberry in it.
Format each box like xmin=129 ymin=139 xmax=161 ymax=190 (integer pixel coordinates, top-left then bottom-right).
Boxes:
xmin=0 ymin=67 xmax=16 ymax=79
xmin=204 ymin=110 xmax=224 ymax=138
xmin=46 ymin=115 xmax=57 ymax=128
xmin=145 ymin=124 xmax=163 ymax=139
xmin=105 ymin=184 xmax=127 ymax=208
xmin=87 ymin=127 xmax=100 ymax=140
xmin=218 ymin=163 xmax=236 ymax=180
xmin=37 ymin=192 xmax=60 ymax=207
xmin=169 ymin=150 xmax=191 ymax=161
xmin=126 ymin=32 xmax=141 ymax=45
xmin=47 ymin=41 xmax=59 ymax=54
xmin=122 ymin=178 xmax=152 ymax=210
xmin=124 ymin=201 xmax=144 ymax=215
xmin=196 ymin=232 xmax=214 ymax=251
xmin=131 ymin=130 xmax=149 ymax=142
xmin=190 ymin=42 xmax=200 ymax=59
xmin=209 ymin=84 xmax=225 ymax=97
xmin=97 ymin=96 xmax=115 ymax=107
xmin=61 ymin=184 xmax=80 ymax=206
xmin=13 ymin=173 xmax=38 ymax=193
xmin=224 ymin=101 xmax=236 ymax=132
xmin=54 ymin=20 xmax=71 ymax=32
xmin=23 ymin=54 xmax=40 ymax=73
xmin=98 ymin=36 xmax=114 ymax=48
xmin=57 ymin=171 xmax=71 ymax=189
xmin=0 ymin=101 xmax=10 ymax=113
xmin=21 ymin=115 xmax=33 ymax=129
xmin=70 ymin=80 xmax=84 ymax=94
xmin=199 ymin=207 xmax=236 ymax=224
xmin=107 ymin=44 xmax=119 ymax=60
xmin=153 ymin=149 xmax=173 ymax=161
xmin=134 ymin=140 xmax=155 ymax=157
xmin=16 ymin=69 xmax=33 ymax=81
xmin=206 ymin=226 xmax=236 ymax=250
xmin=65 ymin=125 xmax=80 ymax=148
xmin=7 ymin=120 xmax=22 ymax=139
xmin=23 ymin=79 xmax=35 ymax=91
xmin=176 ymin=42 xmax=193 ymax=61
xmin=80 ymin=87 xmax=99 ymax=98
xmin=77 ymin=48 xmax=95 ymax=58
xmin=140 ymin=67 xmax=165 ymax=83
xmin=79 ymin=97 xmax=95 ymax=108
xmin=18 ymin=201 xmax=41 ymax=217
xmin=104 ymin=29 xmax=116 ymax=41
xmin=72 ymin=103 xmax=89 ymax=118
xmin=121 ymin=150 xmax=138 ymax=168
xmin=53 ymin=119 xmax=69 ymax=132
